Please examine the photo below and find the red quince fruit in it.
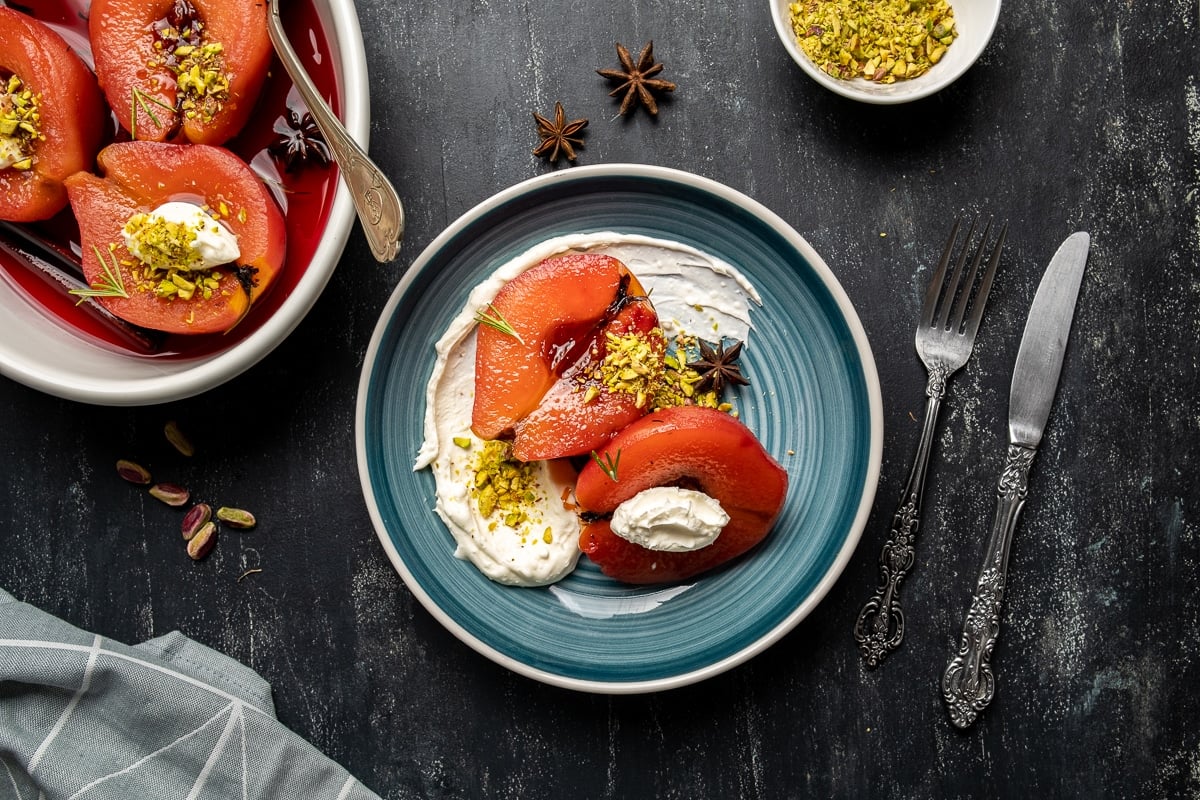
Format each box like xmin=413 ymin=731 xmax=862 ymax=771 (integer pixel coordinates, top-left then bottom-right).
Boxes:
xmin=0 ymin=8 xmax=107 ymax=221
xmin=472 ymin=253 xmax=665 ymax=460
xmin=89 ymin=0 xmax=272 ymax=145
xmin=575 ymin=405 xmax=789 ymax=584
xmin=64 ymin=140 xmax=286 ymax=334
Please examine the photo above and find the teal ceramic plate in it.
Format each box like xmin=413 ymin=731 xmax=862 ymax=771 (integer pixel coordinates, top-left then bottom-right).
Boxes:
xmin=356 ymin=164 xmax=882 ymax=693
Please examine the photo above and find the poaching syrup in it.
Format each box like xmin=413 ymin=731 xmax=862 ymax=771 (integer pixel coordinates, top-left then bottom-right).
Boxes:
xmin=0 ymin=0 xmax=342 ymax=358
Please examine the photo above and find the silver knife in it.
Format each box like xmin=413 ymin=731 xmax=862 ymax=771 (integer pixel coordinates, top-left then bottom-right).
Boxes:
xmin=941 ymin=231 xmax=1091 ymax=729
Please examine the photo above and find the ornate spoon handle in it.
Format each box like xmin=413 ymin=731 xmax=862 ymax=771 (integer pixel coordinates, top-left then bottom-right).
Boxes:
xmin=941 ymin=443 xmax=1037 ymax=728
xmin=267 ymin=0 xmax=404 ymax=262
xmin=853 ymin=364 xmax=950 ymax=667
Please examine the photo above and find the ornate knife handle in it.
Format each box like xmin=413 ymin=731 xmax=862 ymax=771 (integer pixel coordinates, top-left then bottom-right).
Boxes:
xmin=267 ymin=0 xmax=405 ymax=263
xmin=941 ymin=443 xmax=1037 ymax=728
xmin=854 ymin=365 xmax=950 ymax=667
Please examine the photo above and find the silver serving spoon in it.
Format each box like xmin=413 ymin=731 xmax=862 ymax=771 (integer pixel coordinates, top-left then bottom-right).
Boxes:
xmin=266 ymin=0 xmax=404 ymax=262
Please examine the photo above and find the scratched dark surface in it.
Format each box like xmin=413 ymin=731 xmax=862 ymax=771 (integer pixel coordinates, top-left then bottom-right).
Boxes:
xmin=1 ymin=0 xmax=1197 ymax=797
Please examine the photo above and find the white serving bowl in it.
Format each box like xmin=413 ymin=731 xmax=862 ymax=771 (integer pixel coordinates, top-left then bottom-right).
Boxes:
xmin=770 ymin=0 xmax=1001 ymax=104
xmin=0 ymin=0 xmax=367 ymax=406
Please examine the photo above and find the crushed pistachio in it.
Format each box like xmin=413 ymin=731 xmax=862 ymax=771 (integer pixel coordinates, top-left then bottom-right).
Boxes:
xmin=788 ymin=0 xmax=958 ymax=83
xmin=122 ymin=208 xmax=233 ymax=302
xmin=150 ymin=4 xmax=231 ymax=126
xmin=471 ymin=440 xmax=543 ymax=530
xmin=586 ymin=328 xmax=667 ymax=408
xmin=125 ymin=211 xmax=204 ymax=271
xmin=648 ymin=335 xmax=728 ymax=411
xmin=174 ymin=42 xmax=229 ymax=123
xmin=0 ymin=74 xmax=43 ymax=171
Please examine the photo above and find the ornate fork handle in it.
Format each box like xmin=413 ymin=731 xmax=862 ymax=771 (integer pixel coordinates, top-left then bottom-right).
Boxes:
xmin=941 ymin=443 xmax=1037 ymax=728
xmin=854 ymin=363 xmax=952 ymax=667
xmin=266 ymin=0 xmax=404 ymax=262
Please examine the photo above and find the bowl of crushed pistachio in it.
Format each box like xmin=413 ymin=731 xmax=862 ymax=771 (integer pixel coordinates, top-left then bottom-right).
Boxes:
xmin=771 ymin=0 xmax=1001 ymax=104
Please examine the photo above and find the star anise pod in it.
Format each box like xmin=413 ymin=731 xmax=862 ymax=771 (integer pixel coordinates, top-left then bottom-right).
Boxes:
xmin=269 ymin=104 xmax=331 ymax=172
xmin=687 ymin=339 xmax=750 ymax=395
xmin=596 ymin=41 xmax=677 ymax=116
xmin=532 ymin=102 xmax=588 ymax=164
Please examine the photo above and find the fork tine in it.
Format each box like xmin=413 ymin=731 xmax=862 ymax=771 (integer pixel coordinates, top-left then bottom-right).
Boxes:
xmin=948 ymin=218 xmax=993 ymax=334
xmin=961 ymin=220 xmax=1007 ymax=341
xmin=934 ymin=216 xmax=978 ymax=331
xmin=920 ymin=217 xmax=962 ymax=328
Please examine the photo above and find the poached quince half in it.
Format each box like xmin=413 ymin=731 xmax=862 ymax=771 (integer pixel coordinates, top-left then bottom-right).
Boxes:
xmin=472 ymin=253 xmax=666 ymax=462
xmin=0 ymin=8 xmax=107 ymax=221
xmin=575 ymin=405 xmax=789 ymax=584
xmin=65 ymin=141 xmax=286 ymax=334
xmin=90 ymin=0 xmax=272 ymax=145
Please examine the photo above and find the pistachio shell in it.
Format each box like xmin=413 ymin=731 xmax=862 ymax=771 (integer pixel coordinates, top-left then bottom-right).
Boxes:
xmin=149 ymin=482 xmax=190 ymax=507
xmin=187 ymin=521 xmax=217 ymax=560
xmin=181 ymin=503 xmax=212 ymax=540
xmin=216 ymin=506 xmax=256 ymax=529
xmin=116 ymin=459 xmax=152 ymax=485
xmin=164 ymin=420 xmax=195 ymax=457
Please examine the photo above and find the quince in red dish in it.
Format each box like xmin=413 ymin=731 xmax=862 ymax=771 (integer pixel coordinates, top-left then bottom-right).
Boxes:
xmin=472 ymin=253 xmax=667 ymax=461
xmin=64 ymin=140 xmax=286 ymax=335
xmin=0 ymin=8 xmax=107 ymax=222
xmin=576 ymin=405 xmax=789 ymax=584
xmin=89 ymin=0 xmax=272 ymax=145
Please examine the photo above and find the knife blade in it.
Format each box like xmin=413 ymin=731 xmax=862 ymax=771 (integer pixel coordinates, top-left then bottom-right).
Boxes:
xmin=941 ymin=231 xmax=1091 ymax=729
xmin=1008 ymin=231 xmax=1091 ymax=448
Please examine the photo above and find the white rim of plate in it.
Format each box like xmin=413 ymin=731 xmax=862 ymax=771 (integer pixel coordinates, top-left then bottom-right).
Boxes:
xmin=356 ymin=164 xmax=884 ymax=694
xmin=0 ymin=0 xmax=367 ymax=406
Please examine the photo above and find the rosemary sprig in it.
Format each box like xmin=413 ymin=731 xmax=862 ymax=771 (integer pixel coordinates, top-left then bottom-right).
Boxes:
xmin=69 ymin=245 xmax=129 ymax=304
xmin=474 ymin=303 xmax=524 ymax=344
xmin=130 ymin=86 xmax=174 ymax=140
xmin=591 ymin=448 xmax=621 ymax=482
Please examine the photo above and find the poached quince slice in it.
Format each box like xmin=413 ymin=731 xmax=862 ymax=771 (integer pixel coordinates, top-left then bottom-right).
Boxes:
xmin=0 ymin=8 xmax=108 ymax=221
xmin=89 ymin=0 xmax=272 ymax=145
xmin=472 ymin=253 xmax=665 ymax=461
xmin=64 ymin=140 xmax=286 ymax=334
xmin=575 ymin=405 xmax=789 ymax=584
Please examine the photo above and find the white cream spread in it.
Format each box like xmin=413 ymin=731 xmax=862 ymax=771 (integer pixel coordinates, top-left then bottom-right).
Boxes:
xmin=419 ymin=332 xmax=583 ymax=586
xmin=415 ymin=232 xmax=761 ymax=587
xmin=122 ymin=201 xmax=240 ymax=271
xmin=610 ymin=486 xmax=729 ymax=552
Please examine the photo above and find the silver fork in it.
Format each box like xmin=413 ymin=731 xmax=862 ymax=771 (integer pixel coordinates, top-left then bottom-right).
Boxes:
xmin=854 ymin=217 xmax=1006 ymax=668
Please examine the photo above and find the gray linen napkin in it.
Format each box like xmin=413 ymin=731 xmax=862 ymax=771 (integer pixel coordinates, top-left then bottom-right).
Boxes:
xmin=0 ymin=588 xmax=382 ymax=799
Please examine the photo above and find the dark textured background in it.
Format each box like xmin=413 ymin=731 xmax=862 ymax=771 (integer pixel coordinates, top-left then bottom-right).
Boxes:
xmin=2 ymin=0 xmax=1197 ymax=797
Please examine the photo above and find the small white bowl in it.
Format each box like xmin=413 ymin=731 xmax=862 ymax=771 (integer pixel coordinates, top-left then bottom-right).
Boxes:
xmin=0 ymin=0 xmax=367 ymax=406
xmin=770 ymin=0 xmax=1001 ymax=104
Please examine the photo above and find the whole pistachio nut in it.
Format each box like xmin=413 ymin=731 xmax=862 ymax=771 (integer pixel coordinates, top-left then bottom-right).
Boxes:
xmin=216 ymin=506 xmax=256 ymax=529
xmin=149 ymin=482 xmax=190 ymax=507
xmin=116 ymin=459 xmax=152 ymax=485
xmin=164 ymin=420 xmax=195 ymax=457
xmin=186 ymin=521 xmax=217 ymax=560
xmin=181 ymin=502 xmax=213 ymax=540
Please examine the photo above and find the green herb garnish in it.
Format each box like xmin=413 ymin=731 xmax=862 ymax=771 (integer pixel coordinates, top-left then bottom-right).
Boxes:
xmin=130 ymin=87 xmax=174 ymax=140
xmin=591 ymin=448 xmax=621 ymax=482
xmin=474 ymin=303 xmax=524 ymax=344
xmin=69 ymin=245 xmax=129 ymax=304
